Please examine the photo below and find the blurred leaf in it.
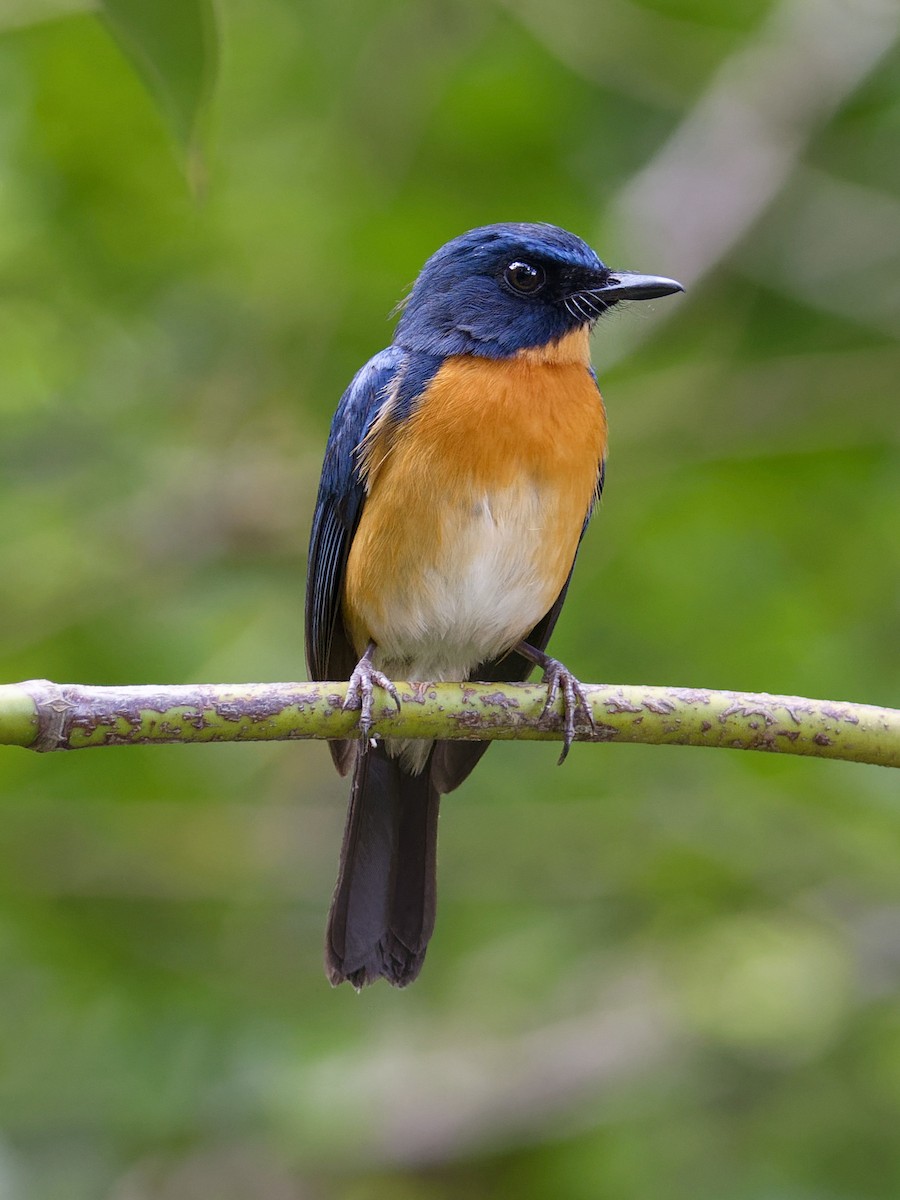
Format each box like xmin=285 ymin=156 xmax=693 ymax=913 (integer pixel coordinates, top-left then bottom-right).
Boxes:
xmin=0 ymin=0 xmax=93 ymax=31
xmin=98 ymin=0 xmax=217 ymax=169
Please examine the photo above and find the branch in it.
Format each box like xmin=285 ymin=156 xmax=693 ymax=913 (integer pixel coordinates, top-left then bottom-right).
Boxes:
xmin=0 ymin=679 xmax=896 ymax=768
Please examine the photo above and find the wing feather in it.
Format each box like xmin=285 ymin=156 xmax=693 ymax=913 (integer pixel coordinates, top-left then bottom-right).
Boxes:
xmin=305 ymin=347 xmax=404 ymax=684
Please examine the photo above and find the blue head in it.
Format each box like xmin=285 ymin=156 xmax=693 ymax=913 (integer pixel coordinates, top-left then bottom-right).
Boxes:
xmin=394 ymin=222 xmax=682 ymax=359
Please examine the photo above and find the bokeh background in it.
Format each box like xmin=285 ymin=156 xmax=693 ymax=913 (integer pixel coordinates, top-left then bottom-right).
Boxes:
xmin=0 ymin=0 xmax=898 ymax=1197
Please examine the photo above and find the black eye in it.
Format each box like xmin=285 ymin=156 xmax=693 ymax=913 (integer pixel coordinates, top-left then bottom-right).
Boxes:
xmin=504 ymin=260 xmax=546 ymax=295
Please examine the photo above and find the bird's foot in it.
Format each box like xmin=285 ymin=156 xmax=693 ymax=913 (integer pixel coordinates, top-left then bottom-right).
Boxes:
xmin=516 ymin=642 xmax=595 ymax=765
xmin=344 ymin=643 xmax=401 ymax=738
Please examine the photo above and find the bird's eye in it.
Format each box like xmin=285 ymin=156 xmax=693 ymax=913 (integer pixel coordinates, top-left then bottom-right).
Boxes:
xmin=504 ymin=260 xmax=546 ymax=295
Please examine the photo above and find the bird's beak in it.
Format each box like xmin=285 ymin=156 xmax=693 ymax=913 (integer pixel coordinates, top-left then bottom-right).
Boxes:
xmin=593 ymin=271 xmax=684 ymax=301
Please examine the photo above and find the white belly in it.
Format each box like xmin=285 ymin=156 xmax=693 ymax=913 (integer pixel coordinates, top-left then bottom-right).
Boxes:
xmin=373 ymin=483 xmax=564 ymax=682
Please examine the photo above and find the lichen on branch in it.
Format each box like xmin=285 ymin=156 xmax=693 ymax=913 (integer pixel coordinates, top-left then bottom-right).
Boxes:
xmin=0 ymin=679 xmax=896 ymax=768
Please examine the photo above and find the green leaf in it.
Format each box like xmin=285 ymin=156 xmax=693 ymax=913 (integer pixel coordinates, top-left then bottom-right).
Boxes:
xmin=0 ymin=0 xmax=94 ymax=33
xmin=98 ymin=0 xmax=218 ymax=166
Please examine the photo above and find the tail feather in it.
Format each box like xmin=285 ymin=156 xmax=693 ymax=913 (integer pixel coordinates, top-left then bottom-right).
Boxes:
xmin=325 ymin=742 xmax=439 ymax=988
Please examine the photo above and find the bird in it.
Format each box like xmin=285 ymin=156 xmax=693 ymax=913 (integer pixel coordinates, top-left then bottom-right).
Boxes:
xmin=305 ymin=222 xmax=682 ymax=988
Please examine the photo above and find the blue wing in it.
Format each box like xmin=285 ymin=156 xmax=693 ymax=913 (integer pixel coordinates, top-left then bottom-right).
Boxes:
xmin=305 ymin=347 xmax=404 ymax=687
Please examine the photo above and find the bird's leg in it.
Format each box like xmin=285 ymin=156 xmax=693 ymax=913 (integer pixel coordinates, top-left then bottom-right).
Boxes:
xmin=514 ymin=641 xmax=596 ymax=765
xmin=344 ymin=641 xmax=401 ymax=738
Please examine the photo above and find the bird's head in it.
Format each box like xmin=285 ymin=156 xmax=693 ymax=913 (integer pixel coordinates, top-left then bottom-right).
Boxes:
xmin=394 ymin=222 xmax=682 ymax=359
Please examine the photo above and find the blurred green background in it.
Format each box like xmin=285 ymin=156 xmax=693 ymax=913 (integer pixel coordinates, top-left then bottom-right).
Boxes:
xmin=0 ymin=0 xmax=898 ymax=1196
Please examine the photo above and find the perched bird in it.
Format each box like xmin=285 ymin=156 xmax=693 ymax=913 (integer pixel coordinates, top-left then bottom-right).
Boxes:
xmin=306 ymin=222 xmax=682 ymax=988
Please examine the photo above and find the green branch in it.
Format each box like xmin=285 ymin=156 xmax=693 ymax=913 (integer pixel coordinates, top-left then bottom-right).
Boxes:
xmin=0 ymin=679 xmax=896 ymax=767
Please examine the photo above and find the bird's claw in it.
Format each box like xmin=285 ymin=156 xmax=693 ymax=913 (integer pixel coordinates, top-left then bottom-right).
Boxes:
xmin=344 ymin=648 xmax=401 ymax=738
xmin=539 ymin=655 xmax=596 ymax=765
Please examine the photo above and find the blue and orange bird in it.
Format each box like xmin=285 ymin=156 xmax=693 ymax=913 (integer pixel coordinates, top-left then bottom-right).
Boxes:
xmin=306 ymin=223 xmax=682 ymax=988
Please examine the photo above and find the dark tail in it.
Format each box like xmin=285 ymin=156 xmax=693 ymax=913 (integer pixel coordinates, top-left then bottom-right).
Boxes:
xmin=325 ymin=742 xmax=440 ymax=988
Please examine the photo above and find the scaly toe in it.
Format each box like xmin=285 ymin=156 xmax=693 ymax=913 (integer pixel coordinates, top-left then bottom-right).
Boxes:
xmin=540 ymin=671 xmax=561 ymax=720
xmin=537 ymin=658 xmax=594 ymax=766
xmin=343 ymin=655 xmax=401 ymax=739
xmin=369 ymin=669 xmax=401 ymax=713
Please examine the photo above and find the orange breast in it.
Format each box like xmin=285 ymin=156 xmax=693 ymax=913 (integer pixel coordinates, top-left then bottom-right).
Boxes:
xmin=343 ymin=330 xmax=607 ymax=678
